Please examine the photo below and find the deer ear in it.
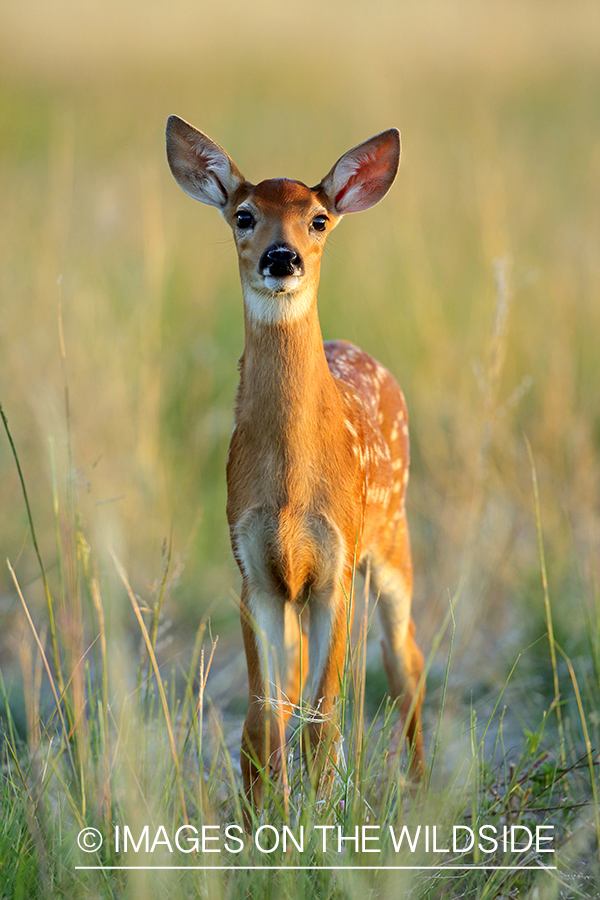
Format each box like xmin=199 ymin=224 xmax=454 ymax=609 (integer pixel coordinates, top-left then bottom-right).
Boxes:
xmin=319 ymin=129 xmax=400 ymax=215
xmin=166 ymin=116 xmax=245 ymax=209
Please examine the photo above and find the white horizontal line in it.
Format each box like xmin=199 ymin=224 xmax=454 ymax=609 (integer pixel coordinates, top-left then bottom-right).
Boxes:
xmin=75 ymin=865 xmax=558 ymax=871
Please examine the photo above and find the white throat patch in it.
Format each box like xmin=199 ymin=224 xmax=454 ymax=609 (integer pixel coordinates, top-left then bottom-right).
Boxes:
xmin=243 ymin=285 xmax=315 ymax=326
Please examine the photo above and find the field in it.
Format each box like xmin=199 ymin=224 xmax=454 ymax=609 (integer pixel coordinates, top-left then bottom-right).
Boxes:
xmin=1 ymin=1 xmax=600 ymax=897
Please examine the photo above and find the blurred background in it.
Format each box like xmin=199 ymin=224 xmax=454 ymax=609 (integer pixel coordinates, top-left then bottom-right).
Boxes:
xmin=1 ymin=0 xmax=599 ymax=741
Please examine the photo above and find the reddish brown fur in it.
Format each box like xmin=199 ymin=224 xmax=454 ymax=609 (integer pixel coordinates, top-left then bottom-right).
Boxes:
xmin=165 ymin=116 xmax=425 ymax=824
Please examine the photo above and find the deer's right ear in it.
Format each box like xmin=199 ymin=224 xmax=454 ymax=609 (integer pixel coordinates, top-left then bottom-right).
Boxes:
xmin=166 ymin=116 xmax=245 ymax=209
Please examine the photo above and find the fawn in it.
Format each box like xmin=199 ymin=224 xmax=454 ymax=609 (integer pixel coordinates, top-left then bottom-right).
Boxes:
xmin=166 ymin=116 xmax=425 ymax=817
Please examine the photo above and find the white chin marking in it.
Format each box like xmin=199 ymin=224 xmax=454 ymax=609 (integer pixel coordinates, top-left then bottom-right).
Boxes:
xmin=264 ymin=275 xmax=300 ymax=293
xmin=243 ymin=284 xmax=313 ymax=325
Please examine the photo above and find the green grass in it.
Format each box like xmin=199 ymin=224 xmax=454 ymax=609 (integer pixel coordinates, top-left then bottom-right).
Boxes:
xmin=1 ymin=0 xmax=600 ymax=896
xmin=0 ymin=435 xmax=598 ymax=897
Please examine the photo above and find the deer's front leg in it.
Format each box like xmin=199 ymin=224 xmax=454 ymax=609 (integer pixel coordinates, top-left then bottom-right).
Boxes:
xmin=306 ymin=583 xmax=353 ymax=784
xmin=240 ymin=583 xmax=287 ymax=824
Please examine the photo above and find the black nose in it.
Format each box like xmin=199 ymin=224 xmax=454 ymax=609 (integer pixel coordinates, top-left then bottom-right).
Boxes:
xmin=267 ymin=246 xmax=298 ymax=264
xmin=260 ymin=243 xmax=304 ymax=277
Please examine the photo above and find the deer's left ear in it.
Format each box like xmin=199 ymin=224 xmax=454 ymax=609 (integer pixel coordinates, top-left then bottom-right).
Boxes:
xmin=318 ymin=129 xmax=400 ymax=215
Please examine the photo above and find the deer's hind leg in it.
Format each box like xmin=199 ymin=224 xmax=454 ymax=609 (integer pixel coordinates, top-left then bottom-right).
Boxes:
xmin=371 ymin=514 xmax=425 ymax=777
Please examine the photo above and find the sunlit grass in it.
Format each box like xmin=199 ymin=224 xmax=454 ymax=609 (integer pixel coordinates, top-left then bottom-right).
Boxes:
xmin=0 ymin=421 xmax=598 ymax=897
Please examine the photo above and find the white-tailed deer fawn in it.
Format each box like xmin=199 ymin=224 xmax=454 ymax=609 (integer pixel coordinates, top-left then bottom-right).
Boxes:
xmin=166 ymin=116 xmax=425 ymax=818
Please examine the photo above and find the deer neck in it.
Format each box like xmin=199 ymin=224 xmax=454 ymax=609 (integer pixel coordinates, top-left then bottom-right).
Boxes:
xmin=236 ymin=291 xmax=336 ymax=443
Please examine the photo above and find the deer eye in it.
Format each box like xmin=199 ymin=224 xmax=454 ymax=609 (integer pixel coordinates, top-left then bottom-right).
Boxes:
xmin=235 ymin=210 xmax=255 ymax=230
xmin=311 ymin=215 xmax=328 ymax=232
